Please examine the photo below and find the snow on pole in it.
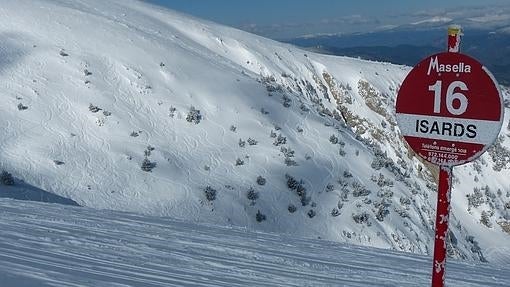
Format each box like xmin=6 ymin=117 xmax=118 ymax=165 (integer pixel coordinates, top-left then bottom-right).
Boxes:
xmin=447 ymin=25 xmax=462 ymax=53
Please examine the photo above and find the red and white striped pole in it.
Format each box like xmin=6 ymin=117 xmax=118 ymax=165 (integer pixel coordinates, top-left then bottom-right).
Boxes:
xmin=430 ymin=24 xmax=462 ymax=287
xmin=431 ymin=166 xmax=452 ymax=287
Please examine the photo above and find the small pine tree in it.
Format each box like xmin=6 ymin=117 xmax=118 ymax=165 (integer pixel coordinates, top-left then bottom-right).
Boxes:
xmin=284 ymin=157 xmax=298 ymax=166
xmin=256 ymin=210 xmax=266 ymax=222
xmin=375 ymin=202 xmax=390 ymax=222
xmin=169 ymin=106 xmax=177 ymax=118
xmin=247 ymin=187 xmax=259 ymax=202
xmin=256 ymin=175 xmax=266 ymax=186
xmin=0 ymin=171 xmax=15 ymax=186
xmin=286 ymin=174 xmax=299 ymax=190
xmin=273 ymin=134 xmax=287 ymax=146
xmin=352 ymin=212 xmax=370 ymax=224
xmin=144 ymin=146 xmax=155 ymax=157
xmin=325 ymin=184 xmax=334 ymax=192
xmin=17 ymin=103 xmax=28 ymax=110
xmin=186 ymin=106 xmax=202 ymax=124
xmin=480 ymin=211 xmax=492 ymax=228
xmin=296 ymin=184 xmax=306 ymax=197
xmin=204 ymin=186 xmax=217 ymax=201
xmin=300 ymin=195 xmax=311 ymax=206
xmin=338 ymin=148 xmax=346 ymax=156
xmin=89 ymin=104 xmax=101 ymax=113
xmin=329 ymin=134 xmax=339 ymax=144
xmin=141 ymin=158 xmax=155 ymax=172
xmin=282 ymin=95 xmax=291 ymax=108
xmin=280 ymin=146 xmax=295 ymax=158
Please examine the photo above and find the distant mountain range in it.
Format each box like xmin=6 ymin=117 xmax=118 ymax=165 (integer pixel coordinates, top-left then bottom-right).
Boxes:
xmin=288 ymin=27 xmax=510 ymax=85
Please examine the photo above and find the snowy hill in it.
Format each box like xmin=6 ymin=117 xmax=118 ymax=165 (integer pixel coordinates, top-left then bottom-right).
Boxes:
xmin=1 ymin=198 xmax=510 ymax=287
xmin=1 ymin=0 xmax=509 ymax=264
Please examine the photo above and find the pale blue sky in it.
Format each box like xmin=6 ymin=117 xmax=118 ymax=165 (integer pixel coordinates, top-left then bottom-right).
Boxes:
xmin=145 ymin=0 xmax=510 ymax=39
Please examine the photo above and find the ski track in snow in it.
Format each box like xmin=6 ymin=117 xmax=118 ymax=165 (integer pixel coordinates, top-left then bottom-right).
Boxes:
xmin=1 ymin=199 xmax=509 ymax=287
xmin=1 ymin=0 xmax=510 ymax=269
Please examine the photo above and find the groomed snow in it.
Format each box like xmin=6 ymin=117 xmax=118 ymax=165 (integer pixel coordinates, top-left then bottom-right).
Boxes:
xmin=1 ymin=199 xmax=509 ymax=287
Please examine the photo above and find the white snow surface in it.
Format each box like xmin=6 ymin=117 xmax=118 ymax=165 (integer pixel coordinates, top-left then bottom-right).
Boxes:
xmin=1 ymin=0 xmax=510 ymax=267
xmin=1 ymin=198 xmax=510 ymax=287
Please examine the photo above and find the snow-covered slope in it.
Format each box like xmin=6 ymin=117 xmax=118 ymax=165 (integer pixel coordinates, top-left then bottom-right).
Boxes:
xmin=1 ymin=199 xmax=509 ymax=287
xmin=1 ymin=0 xmax=509 ymax=264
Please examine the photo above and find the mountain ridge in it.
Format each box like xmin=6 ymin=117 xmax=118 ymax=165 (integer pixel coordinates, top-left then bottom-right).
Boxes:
xmin=1 ymin=0 xmax=509 ymax=264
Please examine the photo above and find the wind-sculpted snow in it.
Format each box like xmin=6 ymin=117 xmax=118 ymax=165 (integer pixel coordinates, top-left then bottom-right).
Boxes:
xmin=0 ymin=0 xmax=509 ymax=264
xmin=1 ymin=199 xmax=509 ymax=287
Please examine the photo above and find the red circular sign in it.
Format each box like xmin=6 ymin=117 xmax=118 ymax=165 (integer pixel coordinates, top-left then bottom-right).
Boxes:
xmin=396 ymin=52 xmax=504 ymax=166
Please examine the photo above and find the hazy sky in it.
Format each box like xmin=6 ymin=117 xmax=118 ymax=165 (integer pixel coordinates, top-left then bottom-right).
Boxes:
xmin=145 ymin=0 xmax=510 ymax=39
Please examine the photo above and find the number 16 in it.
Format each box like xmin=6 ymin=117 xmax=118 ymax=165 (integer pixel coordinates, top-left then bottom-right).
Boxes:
xmin=429 ymin=80 xmax=469 ymax=115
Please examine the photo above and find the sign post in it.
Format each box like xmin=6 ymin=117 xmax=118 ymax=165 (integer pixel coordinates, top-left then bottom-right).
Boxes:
xmin=431 ymin=166 xmax=451 ymax=286
xmin=396 ymin=25 xmax=504 ymax=287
